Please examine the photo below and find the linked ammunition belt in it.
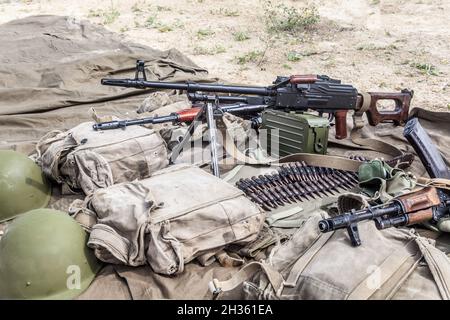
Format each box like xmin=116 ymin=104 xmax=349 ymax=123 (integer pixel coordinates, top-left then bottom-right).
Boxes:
xmin=236 ymin=161 xmax=359 ymax=211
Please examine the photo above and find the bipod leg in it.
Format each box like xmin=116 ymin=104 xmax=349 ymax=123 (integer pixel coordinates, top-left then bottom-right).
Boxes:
xmin=206 ymin=101 xmax=221 ymax=177
xmin=170 ymin=104 xmax=205 ymax=164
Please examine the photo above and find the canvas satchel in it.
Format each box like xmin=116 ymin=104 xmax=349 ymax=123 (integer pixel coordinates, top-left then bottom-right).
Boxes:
xmin=210 ymin=209 xmax=450 ymax=300
xmin=69 ymin=164 xmax=265 ymax=275
xmin=35 ymin=121 xmax=168 ymax=195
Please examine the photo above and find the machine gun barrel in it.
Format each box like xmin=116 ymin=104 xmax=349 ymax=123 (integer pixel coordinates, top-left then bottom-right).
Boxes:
xmin=101 ymin=78 xmax=273 ymax=95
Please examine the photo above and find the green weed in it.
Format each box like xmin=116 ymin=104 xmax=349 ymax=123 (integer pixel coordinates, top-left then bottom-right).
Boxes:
xmin=233 ymin=31 xmax=250 ymax=41
xmin=196 ymin=28 xmax=215 ymax=38
xmin=410 ymin=62 xmax=439 ymax=76
xmin=236 ymin=51 xmax=265 ymax=65
xmin=287 ymin=51 xmax=301 ymax=62
xmin=264 ymin=1 xmax=319 ymax=34
xmin=210 ymin=8 xmax=240 ymax=16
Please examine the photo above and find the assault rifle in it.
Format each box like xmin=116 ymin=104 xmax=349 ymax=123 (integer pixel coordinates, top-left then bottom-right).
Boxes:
xmin=101 ymin=60 xmax=413 ymax=139
xmin=318 ymin=118 xmax=450 ymax=246
xmin=93 ymin=103 xmax=265 ymax=130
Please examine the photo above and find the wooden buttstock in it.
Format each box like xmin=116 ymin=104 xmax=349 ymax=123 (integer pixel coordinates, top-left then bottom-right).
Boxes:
xmin=364 ymin=89 xmax=413 ymax=126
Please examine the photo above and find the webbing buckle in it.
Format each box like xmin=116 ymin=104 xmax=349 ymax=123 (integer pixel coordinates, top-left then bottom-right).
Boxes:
xmin=208 ymin=279 xmax=222 ymax=299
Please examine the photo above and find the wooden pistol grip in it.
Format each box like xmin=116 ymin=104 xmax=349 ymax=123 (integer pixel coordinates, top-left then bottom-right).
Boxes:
xmin=176 ymin=107 xmax=201 ymax=122
xmin=334 ymin=110 xmax=348 ymax=140
xmin=365 ymin=90 xmax=413 ymax=126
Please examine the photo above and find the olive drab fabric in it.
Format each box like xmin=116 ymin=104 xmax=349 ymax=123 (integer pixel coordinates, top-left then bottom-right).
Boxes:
xmin=0 ymin=209 xmax=101 ymax=299
xmin=35 ymin=121 xmax=169 ymax=195
xmin=0 ymin=150 xmax=51 ymax=222
xmin=211 ymin=209 xmax=450 ymax=300
xmin=0 ymin=15 xmax=214 ymax=155
xmin=358 ymin=159 xmax=416 ymax=202
xmin=69 ymin=164 xmax=265 ymax=275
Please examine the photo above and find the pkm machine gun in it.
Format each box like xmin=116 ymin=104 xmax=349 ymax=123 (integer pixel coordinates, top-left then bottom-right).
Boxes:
xmin=101 ymin=60 xmax=413 ymax=140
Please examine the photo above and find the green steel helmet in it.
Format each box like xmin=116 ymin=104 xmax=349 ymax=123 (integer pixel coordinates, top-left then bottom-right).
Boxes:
xmin=0 ymin=150 xmax=51 ymax=222
xmin=0 ymin=209 xmax=102 ymax=299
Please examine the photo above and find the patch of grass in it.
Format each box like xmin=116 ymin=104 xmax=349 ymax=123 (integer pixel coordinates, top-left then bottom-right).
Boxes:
xmin=371 ymin=0 xmax=380 ymax=4
xmin=143 ymin=15 xmax=179 ymax=32
xmin=120 ymin=26 xmax=130 ymax=33
xmin=210 ymin=8 xmax=240 ymax=16
xmin=447 ymin=103 xmax=450 ymax=110
xmin=286 ymin=51 xmax=302 ymax=62
xmin=88 ymin=9 xmax=102 ymax=18
xmin=156 ymin=5 xmax=172 ymax=12
xmin=88 ymin=2 xmax=120 ymax=25
xmin=282 ymin=63 xmax=292 ymax=70
xmin=233 ymin=31 xmax=250 ymax=41
xmin=264 ymin=1 xmax=320 ymax=34
xmin=357 ymin=43 xmax=398 ymax=51
xmin=236 ymin=50 xmax=265 ymax=65
xmin=196 ymin=28 xmax=215 ymax=38
xmin=172 ymin=19 xmax=185 ymax=29
xmin=131 ymin=1 xmax=146 ymax=13
xmin=144 ymin=14 xmax=157 ymax=27
xmin=215 ymin=45 xmax=226 ymax=54
xmin=157 ymin=24 xmax=173 ymax=33
xmin=103 ymin=8 xmax=120 ymax=24
xmin=410 ymin=62 xmax=439 ymax=76
xmin=193 ymin=45 xmax=227 ymax=55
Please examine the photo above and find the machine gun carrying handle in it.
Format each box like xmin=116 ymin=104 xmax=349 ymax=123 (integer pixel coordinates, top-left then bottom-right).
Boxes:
xmin=364 ymin=89 xmax=413 ymax=126
xmin=289 ymin=75 xmax=318 ymax=84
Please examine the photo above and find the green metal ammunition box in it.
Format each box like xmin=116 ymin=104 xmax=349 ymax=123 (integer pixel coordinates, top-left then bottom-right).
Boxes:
xmin=260 ymin=110 xmax=329 ymax=156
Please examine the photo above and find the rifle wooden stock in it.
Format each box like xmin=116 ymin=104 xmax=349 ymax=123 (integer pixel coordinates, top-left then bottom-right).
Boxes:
xmin=334 ymin=89 xmax=413 ymax=140
xmin=365 ymin=90 xmax=413 ymax=126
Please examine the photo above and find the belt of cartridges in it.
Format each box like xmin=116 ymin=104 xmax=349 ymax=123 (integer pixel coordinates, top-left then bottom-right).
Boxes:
xmin=236 ymin=154 xmax=414 ymax=211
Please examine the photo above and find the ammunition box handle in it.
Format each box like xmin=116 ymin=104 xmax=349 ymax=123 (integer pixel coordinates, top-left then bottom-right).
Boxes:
xmin=289 ymin=75 xmax=318 ymax=84
xmin=365 ymin=90 xmax=413 ymax=126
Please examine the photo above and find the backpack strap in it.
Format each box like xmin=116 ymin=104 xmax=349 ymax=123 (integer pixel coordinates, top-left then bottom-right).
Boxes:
xmin=265 ymin=207 xmax=304 ymax=228
xmin=283 ymin=231 xmax=334 ymax=287
xmin=347 ymin=238 xmax=422 ymax=300
xmin=220 ymin=119 xmax=363 ymax=171
xmin=415 ymin=236 xmax=450 ymax=300
xmin=208 ymin=261 xmax=284 ymax=299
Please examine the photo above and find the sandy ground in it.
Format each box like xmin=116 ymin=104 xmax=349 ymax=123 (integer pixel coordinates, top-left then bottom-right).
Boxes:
xmin=0 ymin=0 xmax=449 ymax=111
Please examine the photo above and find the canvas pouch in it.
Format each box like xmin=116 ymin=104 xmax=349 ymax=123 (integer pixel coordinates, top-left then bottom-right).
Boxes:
xmin=36 ymin=121 xmax=169 ymax=195
xmin=70 ymin=164 xmax=265 ymax=275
